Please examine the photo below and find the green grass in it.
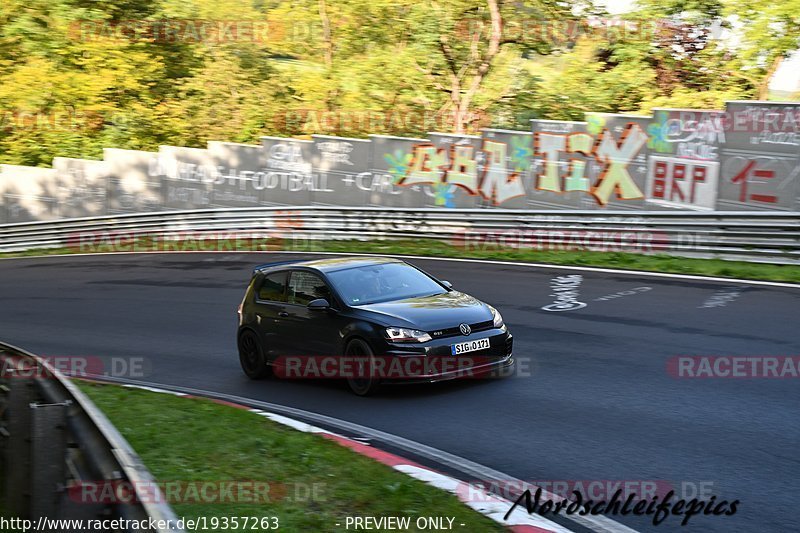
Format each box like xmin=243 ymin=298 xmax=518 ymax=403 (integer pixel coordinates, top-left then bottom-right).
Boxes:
xmin=4 ymin=237 xmax=798 ymax=283
xmin=77 ymin=382 xmax=504 ymax=532
xmin=314 ymin=239 xmax=800 ymax=283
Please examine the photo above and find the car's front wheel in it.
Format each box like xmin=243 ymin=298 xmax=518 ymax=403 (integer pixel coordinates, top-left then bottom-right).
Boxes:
xmin=345 ymin=338 xmax=381 ymax=396
xmin=238 ymin=330 xmax=271 ymax=379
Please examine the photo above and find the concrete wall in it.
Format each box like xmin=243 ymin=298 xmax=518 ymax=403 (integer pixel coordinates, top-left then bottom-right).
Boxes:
xmin=1 ymin=101 xmax=798 ymax=222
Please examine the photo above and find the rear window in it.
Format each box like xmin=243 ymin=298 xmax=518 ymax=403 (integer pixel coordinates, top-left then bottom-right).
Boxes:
xmin=257 ymin=272 xmax=287 ymax=302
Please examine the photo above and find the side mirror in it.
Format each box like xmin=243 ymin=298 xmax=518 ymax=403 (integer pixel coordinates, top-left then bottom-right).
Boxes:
xmin=440 ymin=280 xmax=453 ymax=289
xmin=308 ymin=298 xmax=330 ymax=310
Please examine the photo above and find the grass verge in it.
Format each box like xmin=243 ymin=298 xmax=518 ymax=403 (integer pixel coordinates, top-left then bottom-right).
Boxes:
xmin=314 ymin=240 xmax=800 ymax=283
xmin=3 ymin=238 xmax=799 ymax=283
xmin=77 ymin=382 xmax=505 ymax=532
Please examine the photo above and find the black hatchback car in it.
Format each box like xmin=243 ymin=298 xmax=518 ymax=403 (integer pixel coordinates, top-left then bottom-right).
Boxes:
xmin=237 ymin=256 xmax=513 ymax=395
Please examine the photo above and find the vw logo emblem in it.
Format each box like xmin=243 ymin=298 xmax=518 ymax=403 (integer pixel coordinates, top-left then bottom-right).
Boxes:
xmin=459 ymin=323 xmax=471 ymax=336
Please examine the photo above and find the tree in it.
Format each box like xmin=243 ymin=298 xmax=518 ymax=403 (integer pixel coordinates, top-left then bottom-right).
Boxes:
xmin=0 ymin=0 xmax=171 ymax=164
xmin=724 ymin=0 xmax=800 ymax=99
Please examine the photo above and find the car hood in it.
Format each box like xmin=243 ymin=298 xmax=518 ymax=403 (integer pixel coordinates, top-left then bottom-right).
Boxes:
xmin=356 ymin=291 xmax=492 ymax=330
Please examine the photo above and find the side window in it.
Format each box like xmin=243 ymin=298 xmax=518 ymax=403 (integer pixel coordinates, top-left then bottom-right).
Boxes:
xmin=257 ymin=272 xmax=288 ymax=302
xmin=288 ymin=271 xmax=330 ymax=306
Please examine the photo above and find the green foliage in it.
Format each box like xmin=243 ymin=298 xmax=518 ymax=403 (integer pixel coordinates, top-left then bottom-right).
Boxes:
xmin=637 ymin=87 xmax=750 ymax=114
xmin=724 ymin=0 xmax=800 ymax=68
xmin=513 ymin=37 xmax=658 ymax=121
xmin=0 ymin=0 xmax=796 ymax=165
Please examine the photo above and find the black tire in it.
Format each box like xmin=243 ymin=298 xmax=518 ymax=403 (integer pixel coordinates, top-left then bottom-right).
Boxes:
xmin=345 ymin=339 xmax=381 ymax=396
xmin=238 ymin=330 xmax=271 ymax=379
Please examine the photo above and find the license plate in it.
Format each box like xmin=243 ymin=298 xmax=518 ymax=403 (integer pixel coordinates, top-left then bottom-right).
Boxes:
xmin=451 ymin=338 xmax=490 ymax=355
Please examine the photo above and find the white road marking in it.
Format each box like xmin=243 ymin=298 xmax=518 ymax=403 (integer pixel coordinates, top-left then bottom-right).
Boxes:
xmin=698 ymin=286 xmax=747 ymax=309
xmin=542 ymin=275 xmax=587 ymax=312
xmin=593 ymin=287 xmax=652 ymax=302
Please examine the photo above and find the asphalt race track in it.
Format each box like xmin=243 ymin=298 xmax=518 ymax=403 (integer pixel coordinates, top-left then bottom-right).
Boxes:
xmin=2 ymin=253 xmax=798 ymax=532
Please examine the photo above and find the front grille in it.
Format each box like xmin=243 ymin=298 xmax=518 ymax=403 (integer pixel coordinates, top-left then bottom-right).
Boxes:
xmin=431 ymin=319 xmax=494 ymax=339
xmin=505 ymin=336 xmax=513 ymax=356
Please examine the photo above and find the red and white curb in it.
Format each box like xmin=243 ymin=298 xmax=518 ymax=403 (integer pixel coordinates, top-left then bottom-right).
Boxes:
xmin=120 ymin=383 xmax=574 ymax=533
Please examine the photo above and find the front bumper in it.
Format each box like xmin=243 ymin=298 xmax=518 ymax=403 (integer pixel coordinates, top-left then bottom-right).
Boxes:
xmin=377 ymin=328 xmax=514 ymax=383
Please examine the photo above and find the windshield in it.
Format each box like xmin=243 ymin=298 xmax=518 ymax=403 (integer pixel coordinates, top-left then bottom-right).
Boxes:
xmin=327 ymin=262 xmax=447 ymax=305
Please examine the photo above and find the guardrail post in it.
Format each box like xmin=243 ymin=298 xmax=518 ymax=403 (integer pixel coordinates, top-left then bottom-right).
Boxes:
xmin=3 ymin=376 xmax=34 ymax=517
xmin=29 ymin=402 xmax=68 ymax=520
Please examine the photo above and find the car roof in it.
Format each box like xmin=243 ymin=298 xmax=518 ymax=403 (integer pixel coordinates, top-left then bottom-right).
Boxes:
xmin=255 ymin=256 xmax=403 ymax=274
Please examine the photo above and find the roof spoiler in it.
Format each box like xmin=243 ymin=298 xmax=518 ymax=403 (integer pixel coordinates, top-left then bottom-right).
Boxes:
xmin=252 ymin=259 xmax=302 ymax=274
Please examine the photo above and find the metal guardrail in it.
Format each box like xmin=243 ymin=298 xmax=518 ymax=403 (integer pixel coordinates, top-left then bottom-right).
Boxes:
xmin=0 ymin=206 xmax=798 ymax=264
xmin=0 ymin=342 xmax=183 ymax=532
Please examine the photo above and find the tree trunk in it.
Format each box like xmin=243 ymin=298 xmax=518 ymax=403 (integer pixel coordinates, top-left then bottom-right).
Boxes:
xmin=446 ymin=0 xmax=503 ymax=134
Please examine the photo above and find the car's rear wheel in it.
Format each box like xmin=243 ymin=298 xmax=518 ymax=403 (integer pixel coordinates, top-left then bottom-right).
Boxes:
xmin=238 ymin=330 xmax=271 ymax=379
xmin=345 ymin=339 xmax=381 ymax=396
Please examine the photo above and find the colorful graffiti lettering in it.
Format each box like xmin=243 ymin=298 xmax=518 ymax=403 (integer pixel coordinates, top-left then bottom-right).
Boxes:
xmin=447 ymin=144 xmax=479 ymax=192
xmin=534 ymin=123 xmax=648 ymax=205
xmin=480 ymin=140 xmax=526 ymax=203
xmin=592 ymin=124 xmax=648 ymax=205
xmin=402 ymin=144 xmax=450 ymax=186
xmin=648 ymin=110 xmax=726 ymax=160
xmin=397 ymin=139 xmax=526 ymax=205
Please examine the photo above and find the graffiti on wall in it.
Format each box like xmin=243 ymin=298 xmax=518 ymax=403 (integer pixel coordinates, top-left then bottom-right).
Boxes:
xmin=368 ymin=135 xmax=447 ymax=208
xmin=1 ymin=101 xmax=798 ymax=223
xmin=307 ymin=135 xmax=371 ymax=206
xmin=643 ymin=110 xmax=725 ymax=209
xmin=534 ymin=120 xmax=649 ymax=206
xmin=717 ymin=102 xmax=800 ymax=211
xmin=395 ymin=124 xmax=650 ymax=207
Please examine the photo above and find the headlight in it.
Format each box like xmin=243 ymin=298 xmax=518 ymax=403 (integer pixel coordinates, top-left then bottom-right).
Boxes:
xmin=489 ymin=306 xmax=504 ymax=328
xmin=385 ymin=327 xmax=432 ymax=343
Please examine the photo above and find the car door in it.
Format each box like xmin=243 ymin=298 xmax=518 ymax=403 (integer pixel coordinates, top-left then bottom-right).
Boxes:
xmin=282 ymin=270 xmax=346 ymax=359
xmin=252 ymin=270 xmax=290 ymax=360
